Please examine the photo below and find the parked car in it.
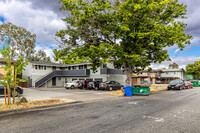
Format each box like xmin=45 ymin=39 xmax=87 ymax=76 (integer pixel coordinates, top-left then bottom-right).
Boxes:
xmin=0 ymin=85 xmax=23 ymax=97
xmin=87 ymin=81 xmax=102 ymax=90
xmin=78 ymin=79 xmax=93 ymax=89
xmin=99 ymin=81 xmax=123 ymax=91
xmin=64 ymin=80 xmax=79 ymax=89
xmin=185 ymin=81 xmax=193 ymax=89
xmin=168 ymin=80 xmax=185 ymax=90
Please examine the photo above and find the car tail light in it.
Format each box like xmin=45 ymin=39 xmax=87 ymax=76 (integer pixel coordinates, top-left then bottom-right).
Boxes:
xmin=105 ymin=84 xmax=108 ymax=86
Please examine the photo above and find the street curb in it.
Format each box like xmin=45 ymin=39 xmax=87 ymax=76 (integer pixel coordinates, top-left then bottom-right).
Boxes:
xmin=0 ymin=101 xmax=82 ymax=116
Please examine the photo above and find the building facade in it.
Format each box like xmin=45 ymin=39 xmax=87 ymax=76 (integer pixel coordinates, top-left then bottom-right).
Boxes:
xmin=132 ymin=69 xmax=163 ymax=84
xmin=22 ymin=61 xmax=127 ymax=88
xmin=160 ymin=68 xmax=186 ymax=84
xmin=132 ymin=68 xmax=186 ymax=84
xmin=0 ymin=58 xmax=16 ymax=78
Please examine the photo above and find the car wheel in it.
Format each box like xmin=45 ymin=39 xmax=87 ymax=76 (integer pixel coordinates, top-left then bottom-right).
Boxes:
xmin=109 ymin=87 xmax=113 ymax=91
xmin=95 ymin=87 xmax=98 ymax=90
xmin=179 ymin=86 xmax=182 ymax=90
xmin=11 ymin=91 xmax=18 ymax=97
xmin=71 ymin=85 xmax=75 ymax=89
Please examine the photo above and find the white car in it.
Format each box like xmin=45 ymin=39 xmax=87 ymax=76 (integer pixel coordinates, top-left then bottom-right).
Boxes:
xmin=65 ymin=80 xmax=79 ymax=89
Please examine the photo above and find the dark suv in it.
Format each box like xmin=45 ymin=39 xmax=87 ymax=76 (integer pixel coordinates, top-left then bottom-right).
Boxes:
xmin=78 ymin=79 xmax=93 ymax=89
xmin=168 ymin=80 xmax=185 ymax=90
xmin=87 ymin=81 xmax=102 ymax=90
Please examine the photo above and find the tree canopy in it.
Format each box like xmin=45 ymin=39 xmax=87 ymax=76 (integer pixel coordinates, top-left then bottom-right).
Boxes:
xmin=29 ymin=50 xmax=51 ymax=63
xmin=186 ymin=61 xmax=200 ymax=79
xmin=0 ymin=22 xmax=36 ymax=59
xmin=55 ymin=0 xmax=192 ymax=85
xmin=169 ymin=62 xmax=179 ymax=69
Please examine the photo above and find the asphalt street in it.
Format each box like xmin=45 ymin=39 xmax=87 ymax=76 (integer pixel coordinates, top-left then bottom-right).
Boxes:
xmin=0 ymin=88 xmax=200 ymax=133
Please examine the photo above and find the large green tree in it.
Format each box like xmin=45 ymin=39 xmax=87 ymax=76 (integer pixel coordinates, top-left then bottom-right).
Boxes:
xmin=186 ymin=61 xmax=200 ymax=79
xmin=55 ymin=0 xmax=192 ymax=85
xmin=169 ymin=62 xmax=179 ymax=69
xmin=0 ymin=22 xmax=36 ymax=59
xmin=30 ymin=50 xmax=51 ymax=63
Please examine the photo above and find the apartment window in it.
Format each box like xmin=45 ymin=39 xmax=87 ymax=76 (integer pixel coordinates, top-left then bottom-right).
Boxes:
xmin=58 ymin=77 xmax=61 ymax=81
xmin=44 ymin=66 xmax=46 ymax=70
xmin=35 ymin=65 xmax=38 ymax=70
xmin=72 ymin=79 xmax=77 ymax=81
xmin=84 ymin=65 xmax=87 ymax=69
xmin=72 ymin=66 xmax=77 ymax=70
xmin=0 ymin=62 xmax=6 ymax=67
xmin=79 ymin=65 xmax=83 ymax=69
xmin=68 ymin=67 xmax=71 ymax=70
xmin=103 ymin=64 xmax=107 ymax=68
xmin=39 ymin=65 xmax=43 ymax=70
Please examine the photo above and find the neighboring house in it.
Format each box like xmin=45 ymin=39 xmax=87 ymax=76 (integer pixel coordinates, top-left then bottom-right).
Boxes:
xmin=22 ymin=61 xmax=127 ymax=88
xmin=0 ymin=58 xmax=16 ymax=78
xmin=132 ymin=69 xmax=163 ymax=84
xmin=160 ymin=68 xmax=186 ymax=84
xmin=132 ymin=68 xmax=186 ymax=84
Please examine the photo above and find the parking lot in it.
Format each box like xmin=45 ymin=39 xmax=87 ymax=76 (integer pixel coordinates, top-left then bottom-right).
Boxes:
xmin=0 ymin=87 xmax=117 ymax=103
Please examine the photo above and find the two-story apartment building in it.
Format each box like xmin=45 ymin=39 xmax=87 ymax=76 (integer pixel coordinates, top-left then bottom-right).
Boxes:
xmin=160 ymin=68 xmax=186 ymax=84
xmin=22 ymin=61 xmax=127 ymax=88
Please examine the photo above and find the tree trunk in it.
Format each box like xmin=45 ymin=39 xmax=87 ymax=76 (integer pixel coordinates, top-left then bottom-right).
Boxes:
xmin=125 ymin=69 xmax=133 ymax=86
xmin=4 ymin=71 xmax=6 ymax=104
xmin=13 ymin=69 xmax=17 ymax=104
xmin=7 ymin=82 xmax=10 ymax=105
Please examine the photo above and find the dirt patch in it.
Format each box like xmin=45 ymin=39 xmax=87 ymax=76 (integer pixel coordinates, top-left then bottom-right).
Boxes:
xmin=0 ymin=99 xmax=67 ymax=111
xmin=150 ymin=84 xmax=167 ymax=92
xmin=109 ymin=89 xmax=124 ymax=96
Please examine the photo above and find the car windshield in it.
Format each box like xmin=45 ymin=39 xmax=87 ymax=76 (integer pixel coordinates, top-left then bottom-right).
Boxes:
xmin=103 ymin=81 xmax=110 ymax=84
xmin=169 ymin=80 xmax=180 ymax=84
xmin=72 ymin=80 xmax=77 ymax=83
xmin=88 ymin=82 xmax=94 ymax=84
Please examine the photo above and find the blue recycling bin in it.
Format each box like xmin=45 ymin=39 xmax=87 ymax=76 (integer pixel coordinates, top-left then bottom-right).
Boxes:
xmin=124 ymin=86 xmax=132 ymax=97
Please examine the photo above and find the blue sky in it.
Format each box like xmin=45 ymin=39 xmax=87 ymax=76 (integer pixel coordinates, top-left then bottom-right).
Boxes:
xmin=0 ymin=0 xmax=200 ymax=69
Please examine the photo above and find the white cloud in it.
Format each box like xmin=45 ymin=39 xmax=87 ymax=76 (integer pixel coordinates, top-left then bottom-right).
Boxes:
xmin=0 ymin=0 xmax=65 ymax=44
xmin=151 ymin=56 xmax=200 ymax=70
xmin=174 ymin=49 xmax=180 ymax=56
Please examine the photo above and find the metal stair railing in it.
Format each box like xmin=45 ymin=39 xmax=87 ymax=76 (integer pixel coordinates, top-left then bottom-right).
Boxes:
xmin=35 ymin=69 xmax=90 ymax=87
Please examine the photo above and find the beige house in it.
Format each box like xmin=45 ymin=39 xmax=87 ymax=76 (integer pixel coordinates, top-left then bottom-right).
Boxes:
xmin=0 ymin=58 xmax=16 ymax=78
xmin=132 ymin=69 xmax=163 ymax=84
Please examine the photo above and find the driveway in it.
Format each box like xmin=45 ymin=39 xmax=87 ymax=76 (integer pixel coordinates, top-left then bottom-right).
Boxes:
xmin=0 ymin=87 xmax=117 ymax=103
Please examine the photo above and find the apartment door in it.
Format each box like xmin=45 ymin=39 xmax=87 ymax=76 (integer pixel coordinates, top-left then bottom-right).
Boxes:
xmin=52 ymin=67 xmax=56 ymax=71
xmin=52 ymin=77 xmax=56 ymax=86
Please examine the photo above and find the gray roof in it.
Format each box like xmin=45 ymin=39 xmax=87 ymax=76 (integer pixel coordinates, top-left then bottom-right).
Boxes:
xmin=162 ymin=68 xmax=185 ymax=72
xmin=29 ymin=61 xmax=91 ymax=67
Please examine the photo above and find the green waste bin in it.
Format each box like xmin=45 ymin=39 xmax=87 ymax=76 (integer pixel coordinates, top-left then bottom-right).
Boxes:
xmin=132 ymin=85 xmax=150 ymax=95
xmin=191 ymin=80 xmax=199 ymax=87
